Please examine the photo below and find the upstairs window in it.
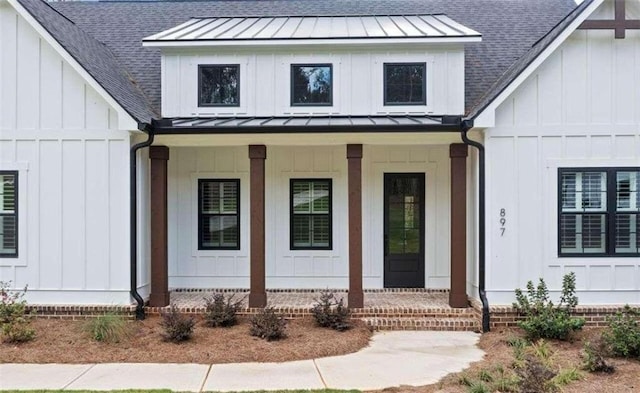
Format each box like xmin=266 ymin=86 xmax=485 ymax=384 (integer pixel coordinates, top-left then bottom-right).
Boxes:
xmin=384 ymin=63 xmax=426 ymax=105
xmin=198 ymin=65 xmax=240 ymax=107
xmin=291 ymin=64 xmax=332 ymax=106
xmin=559 ymin=168 xmax=639 ymax=256
xmin=199 ymin=179 xmax=240 ymax=250
xmin=290 ymin=179 xmax=332 ymax=250
xmin=0 ymin=172 xmax=17 ymax=258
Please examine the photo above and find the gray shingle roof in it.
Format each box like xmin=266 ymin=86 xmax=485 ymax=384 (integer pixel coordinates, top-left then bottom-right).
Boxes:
xmin=22 ymin=0 xmax=582 ymax=123
xmin=17 ymin=0 xmax=158 ymax=124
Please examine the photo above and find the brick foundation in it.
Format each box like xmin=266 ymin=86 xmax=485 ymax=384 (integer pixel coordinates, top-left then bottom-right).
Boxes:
xmin=469 ymin=298 xmax=639 ymax=329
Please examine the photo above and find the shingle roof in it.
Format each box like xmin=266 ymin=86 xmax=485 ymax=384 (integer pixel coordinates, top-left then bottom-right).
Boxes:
xmin=20 ymin=0 xmax=583 ymax=123
xmin=467 ymin=0 xmax=597 ymax=119
xmin=16 ymin=0 xmax=158 ymax=124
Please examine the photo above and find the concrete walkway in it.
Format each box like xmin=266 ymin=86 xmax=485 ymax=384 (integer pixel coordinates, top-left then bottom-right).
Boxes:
xmin=0 ymin=331 xmax=484 ymax=392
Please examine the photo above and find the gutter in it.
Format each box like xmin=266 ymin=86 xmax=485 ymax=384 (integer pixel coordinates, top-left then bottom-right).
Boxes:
xmin=130 ymin=122 xmax=154 ymax=320
xmin=459 ymin=118 xmax=490 ymax=333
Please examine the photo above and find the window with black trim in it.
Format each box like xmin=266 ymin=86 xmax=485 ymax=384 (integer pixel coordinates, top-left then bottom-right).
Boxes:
xmin=290 ymin=179 xmax=332 ymax=250
xmin=198 ymin=179 xmax=240 ymax=250
xmin=384 ymin=63 xmax=426 ymax=105
xmin=0 ymin=171 xmax=17 ymax=258
xmin=291 ymin=64 xmax=332 ymax=106
xmin=198 ymin=65 xmax=240 ymax=107
xmin=559 ymin=168 xmax=639 ymax=256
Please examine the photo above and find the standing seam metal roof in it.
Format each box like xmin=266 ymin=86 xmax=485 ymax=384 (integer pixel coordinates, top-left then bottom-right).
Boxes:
xmin=26 ymin=0 xmax=584 ymax=123
xmin=143 ymin=15 xmax=481 ymax=42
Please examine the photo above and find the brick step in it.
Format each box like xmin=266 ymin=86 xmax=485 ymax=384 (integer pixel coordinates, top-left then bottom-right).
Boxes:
xmin=361 ymin=317 xmax=480 ymax=332
xmin=352 ymin=309 xmax=478 ymax=318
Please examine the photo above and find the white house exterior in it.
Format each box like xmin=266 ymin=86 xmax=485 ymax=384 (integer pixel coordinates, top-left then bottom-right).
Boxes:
xmin=0 ymin=0 xmax=638 ymax=328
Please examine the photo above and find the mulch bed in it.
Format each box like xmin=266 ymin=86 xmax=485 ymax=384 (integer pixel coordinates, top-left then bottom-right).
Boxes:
xmin=0 ymin=316 xmax=372 ymax=364
xmin=371 ymin=328 xmax=640 ymax=393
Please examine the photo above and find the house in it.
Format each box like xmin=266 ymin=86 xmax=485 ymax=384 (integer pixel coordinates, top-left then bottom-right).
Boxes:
xmin=0 ymin=0 xmax=638 ymax=330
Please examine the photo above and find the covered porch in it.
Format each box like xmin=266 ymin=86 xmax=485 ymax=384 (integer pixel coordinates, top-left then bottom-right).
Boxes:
xmin=139 ymin=116 xmax=479 ymax=313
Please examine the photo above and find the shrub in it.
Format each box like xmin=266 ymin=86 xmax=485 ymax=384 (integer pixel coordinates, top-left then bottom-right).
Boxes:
xmin=249 ymin=307 xmax=286 ymax=341
xmin=515 ymin=355 xmax=557 ymax=393
xmin=513 ymin=272 xmax=585 ymax=341
xmin=161 ymin=304 xmax=195 ymax=343
xmin=203 ymin=293 xmax=243 ymax=328
xmin=582 ymin=340 xmax=615 ymax=373
xmin=0 ymin=281 xmax=35 ymax=343
xmin=602 ymin=305 xmax=640 ymax=359
xmin=311 ymin=290 xmax=351 ymax=331
xmin=85 ymin=313 xmax=128 ymax=343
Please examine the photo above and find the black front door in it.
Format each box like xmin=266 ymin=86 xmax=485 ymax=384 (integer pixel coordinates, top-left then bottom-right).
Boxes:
xmin=384 ymin=173 xmax=425 ymax=288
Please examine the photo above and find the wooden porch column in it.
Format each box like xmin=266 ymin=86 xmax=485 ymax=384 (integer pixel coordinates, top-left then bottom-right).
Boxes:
xmin=347 ymin=144 xmax=364 ymax=308
xmin=449 ymin=144 xmax=468 ymax=308
xmin=149 ymin=145 xmax=170 ymax=307
xmin=249 ymin=145 xmax=267 ymax=308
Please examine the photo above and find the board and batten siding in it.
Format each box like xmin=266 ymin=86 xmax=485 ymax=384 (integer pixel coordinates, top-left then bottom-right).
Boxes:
xmin=484 ymin=27 xmax=640 ymax=305
xmin=167 ymin=144 xmax=453 ymax=289
xmin=0 ymin=3 xmax=138 ymax=304
xmin=161 ymin=47 xmax=465 ymax=118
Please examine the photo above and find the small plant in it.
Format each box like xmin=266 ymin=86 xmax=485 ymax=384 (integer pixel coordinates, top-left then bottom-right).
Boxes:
xmin=602 ymin=305 xmax=640 ymax=359
xmin=552 ymin=367 xmax=584 ymax=387
xmin=492 ymin=366 xmax=519 ymax=393
xmin=249 ymin=307 xmax=286 ymax=341
xmin=528 ymin=339 xmax=555 ymax=367
xmin=582 ymin=340 xmax=615 ymax=373
xmin=311 ymin=290 xmax=351 ymax=331
xmin=467 ymin=381 xmax=490 ymax=393
xmin=516 ymin=355 xmax=558 ymax=393
xmin=85 ymin=313 xmax=128 ymax=343
xmin=0 ymin=281 xmax=35 ymax=343
xmin=203 ymin=293 xmax=244 ymax=328
xmin=477 ymin=368 xmax=493 ymax=383
xmin=160 ymin=304 xmax=195 ymax=343
xmin=458 ymin=372 xmax=473 ymax=387
xmin=513 ymin=272 xmax=585 ymax=341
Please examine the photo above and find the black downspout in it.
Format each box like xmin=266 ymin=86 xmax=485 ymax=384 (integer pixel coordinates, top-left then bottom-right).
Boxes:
xmin=130 ymin=123 xmax=154 ymax=320
xmin=460 ymin=119 xmax=490 ymax=333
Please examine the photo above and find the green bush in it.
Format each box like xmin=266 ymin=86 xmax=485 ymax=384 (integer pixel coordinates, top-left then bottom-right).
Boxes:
xmin=85 ymin=313 xmax=129 ymax=343
xmin=249 ymin=307 xmax=286 ymax=341
xmin=602 ymin=305 xmax=640 ymax=359
xmin=203 ymin=293 xmax=243 ymax=328
xmin=311 ymin=290 xmax=351 ymax=331
xmin=161 ymin=304 xmax=195 ymax=343
xmin=513 ymin=272 xmax=585 ymax=341
xmin=581 ymin=340 xmax=615 ymax=374
xmin=0 ymin=281 xmax=35 ymax=343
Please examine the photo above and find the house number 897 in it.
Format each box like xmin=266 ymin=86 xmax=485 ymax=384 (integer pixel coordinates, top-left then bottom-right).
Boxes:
xmin=499 ymin=208 xmax=506 ymax=236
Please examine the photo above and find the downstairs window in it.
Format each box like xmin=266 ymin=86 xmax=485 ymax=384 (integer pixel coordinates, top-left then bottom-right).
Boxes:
xmin=198 ymin=179 xmax=240 ymax=250
xmin=559 ymin=168 xmax=639 ymax=256
xmin=290 ymin=179 xmax=332 ymax=250
xmin=0 ymin=172 xmax=18 ymax=258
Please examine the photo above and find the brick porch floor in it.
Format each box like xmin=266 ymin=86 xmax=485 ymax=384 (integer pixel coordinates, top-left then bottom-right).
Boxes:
xmin=148 ymin=289 xmax=481 ymax=331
